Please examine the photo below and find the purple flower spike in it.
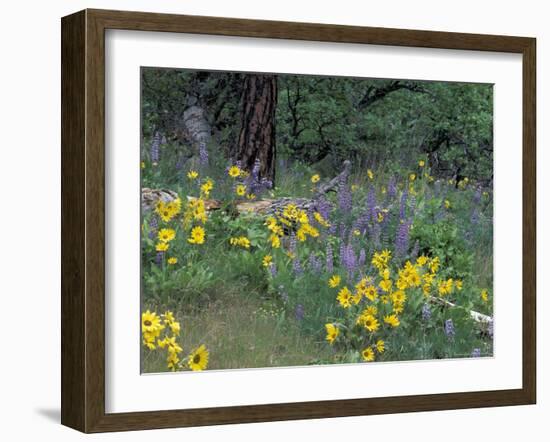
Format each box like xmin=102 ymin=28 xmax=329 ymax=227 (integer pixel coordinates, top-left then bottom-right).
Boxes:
xmin=155 ymin=251 xmax=164 ymax=266
xmin=444 ymin=319 xmax=455 ymax=339
xmin=358 ymin=249 xmax=366 ymax=268
xmin=295 ymin=304 xmax=305 ymax=321
xmin=387 ymin=176 xmax=397 ymax=200
xmin=395 ymin=220 xmax=411 ymax=257
xmin=422 ymin=303 xmax=432 ymax=321
xmin=326 ymin=244 xmax=334 ymax=273
xmin=293 ymin=257 xmax=303 ymax=275
xmin=471 ymin=348 xmax=481 ymax=357
xmin=399 ymin=188 xmax=408 ymax=220
xmin=150 ymin=131 xmax=161 ymax=164
xmin=198 ymin=141 xmax=209 ymax=166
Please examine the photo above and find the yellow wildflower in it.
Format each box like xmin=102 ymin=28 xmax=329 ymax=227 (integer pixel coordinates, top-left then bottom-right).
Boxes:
xmin=328 ymin=275 xmax=341 ymax=288
xmin=188 ymin=345 xmax=209 ymax=371
xmin=188 ymin=226 xmax=205 ymax=244
xmin=228 ymin=166 xmax=241 ymax=178
xmin=337 ymin=286 xmax=353 ymax=308
xmin=384 ymin=314 xmax=400 ymax=328
xmin=325 ymin=323 xmax=339 ymax=344
xmin=362 ymin=347 xmax=375 ymax=362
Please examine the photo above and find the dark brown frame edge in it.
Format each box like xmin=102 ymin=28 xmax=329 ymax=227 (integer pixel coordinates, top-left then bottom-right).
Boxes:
xmin=61 ymin=8 xmax=536 ymax=433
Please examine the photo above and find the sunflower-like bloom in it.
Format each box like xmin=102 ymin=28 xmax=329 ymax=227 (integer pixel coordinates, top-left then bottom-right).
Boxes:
xmin=262 ymin=255 xmax=273 ymax=267
xmin=187 ymin=170 xmax=199 ymax=180
xmin=235 ymin=184 xmax=247 ymax=196
xmin=229 ymin=236 xmax=251 ymax=249
xmin=228 ymin=166 xmax=241 ymax=178
xmin=325 ymin=323 xmax=339 ymax=344
xmin=155 ymin=242 xmax=169 ymax=252
xmin=311 ymin=174 xmax=320 ymax=183
xmin=314 ymin=212 xmax=331 ymax=227
xmin=362 ymin=347 xmax=375 ymax=362
xmin=384 ymin=314 xmax=400 ymax=328
xmin=357 ymin=313 xmax=380 ymax=332
xmin=375 ymin=340 xmax=385 ymax=353
xmin=158 ymin=228 xmax=176 ymax=243
xmin=188 ymin=226 xmax=205 ymax=245
xmin=188 ymin=345 xmax=209 ymax=371
xmin=337 ymin=286 xmax=353 ymax=308
xmin=328 ymin=275 xmax=341 ymax=288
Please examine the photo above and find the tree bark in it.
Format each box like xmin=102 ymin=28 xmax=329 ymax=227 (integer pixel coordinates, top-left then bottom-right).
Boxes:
xmin=237 ymin=74 xmax=277 ymax=182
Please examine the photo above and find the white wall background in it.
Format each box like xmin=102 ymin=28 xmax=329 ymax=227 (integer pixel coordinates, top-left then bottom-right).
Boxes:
xmin=0 ymin=0 xmax=546 ymax=440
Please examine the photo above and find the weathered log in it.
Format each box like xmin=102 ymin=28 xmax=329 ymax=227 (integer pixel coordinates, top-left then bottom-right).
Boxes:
xmin=428 ymin=296 xmax=493 ymax=325
xmin=141 ymin=161 xmax=351 ymax=215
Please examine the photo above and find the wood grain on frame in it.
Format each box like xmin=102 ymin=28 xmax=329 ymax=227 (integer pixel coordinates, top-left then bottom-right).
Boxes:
xmin=61 ymin=8 xmax=536 ymax=433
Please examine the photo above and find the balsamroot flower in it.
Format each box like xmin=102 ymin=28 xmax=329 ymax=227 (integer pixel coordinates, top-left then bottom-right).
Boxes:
xmin=188 ymin=345 xmax=209 ymax=371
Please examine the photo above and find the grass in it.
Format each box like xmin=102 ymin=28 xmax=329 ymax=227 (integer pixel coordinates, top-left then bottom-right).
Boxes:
xmin=143 ymin=287 xmax=333 ymax=372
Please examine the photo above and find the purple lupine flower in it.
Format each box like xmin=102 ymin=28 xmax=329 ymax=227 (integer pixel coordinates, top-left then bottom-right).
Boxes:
xmin=295 ymin=304 xmax=305 ymax=321
xmin=411 ymin=240 xmax=420 ymax=260
xmin=175 ymin=156 xmax=184 ymax=171
xmin=278 ymin=285 xmax=289 ymax=303
xmin=308 ymin=253 xmax=322 ymax=274
xmin=371 ymin=223 xmax=381 ymax=249
xmin=342 ymin=244 xmax=357 ymax=277
xmin=444 ymin=319 xmax=455 ymax=339
xmin=339 ymin=242 xmax=346 ymax=267
xmin=198 ymin=141 xmax=209 ymax=166
xmin=358 ymin=249 xmax=366 ymax=268
xmin=366 ymin=186 xmax=377 ymax=222
xmin=289 ymin=233 xmax=297 ymax=256
xmin=339 ymin=223 xmax=347 ymax=242
xmin=473 ymin=186 xmax=482 ymax=205
xmin=387 ymin=176 xmax=397 ymax=200
xmin=155 ymin=251 xmax=164 ymax=266
xmin=337 ymin=171 xmax=352 ymax=212
xmin=488 ymin=318 xmax=494 ymax=338
xmin=395 ymin=220 xmax=411 ymax=257
xmin=399 ymin=188 xmax=408 ymax=220
xmin=471 ymin=348 xmax=481 ymax=357
xmin=470 ymin=208 xmax=479 ymax=225
xmin=326 ymin=244 xmax=334 ymax=273
xmin=150 ymin=131 xmax=161 ymax=164
xmin=328 ymin=224 xmax=337 ymax=235
xmin=269 ymin=262 xmax=278 ymax=277
xmin=242 ymin=158 xmax=272 ymax=197
xmin=422 ymin=303 xmax=432 ymax=321
xmin=315 ymin=196 xmax=332 ymax=221
xmin=293 ymin=257 xmax=303 ymax=275
xmin=409 ymin=194 xmax=417 ymax=217
xmin=148 ymin=215 xmax=159 ymax=239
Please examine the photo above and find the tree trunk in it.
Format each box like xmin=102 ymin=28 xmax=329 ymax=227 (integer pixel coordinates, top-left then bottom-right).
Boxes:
xmin=237 ymin=74 xmax=277 ymax=182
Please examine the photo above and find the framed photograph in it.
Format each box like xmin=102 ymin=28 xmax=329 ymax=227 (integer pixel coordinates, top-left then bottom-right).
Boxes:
xmin=61 ymin=9 xmax=536 ymax=433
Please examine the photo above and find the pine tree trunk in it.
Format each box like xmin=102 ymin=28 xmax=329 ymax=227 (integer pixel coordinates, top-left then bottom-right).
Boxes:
xmin=237 ymin=74 xmax=277 ymax=182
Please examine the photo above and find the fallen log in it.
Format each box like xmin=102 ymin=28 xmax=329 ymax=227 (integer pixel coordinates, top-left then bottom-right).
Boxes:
xmin=142 ymin=161 xmax=352 ymax=215
xmin=428 ymin=295 xmax=493 ymax=325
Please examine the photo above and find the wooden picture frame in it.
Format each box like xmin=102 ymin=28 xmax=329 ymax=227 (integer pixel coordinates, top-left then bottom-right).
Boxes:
xmin=61 ymin=8 xmax=536 ymax=433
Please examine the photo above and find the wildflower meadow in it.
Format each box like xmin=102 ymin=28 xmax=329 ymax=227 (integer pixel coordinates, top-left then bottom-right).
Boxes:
xmin=140 ymin=68 xmax=494 ymax=373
